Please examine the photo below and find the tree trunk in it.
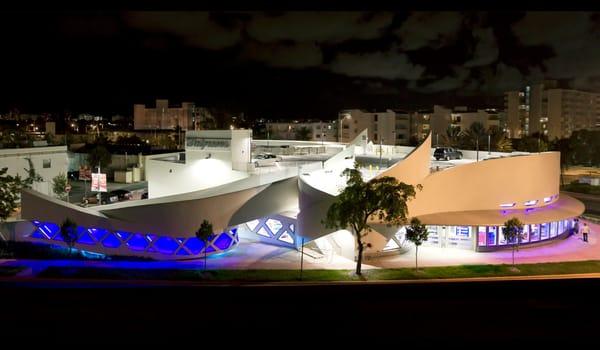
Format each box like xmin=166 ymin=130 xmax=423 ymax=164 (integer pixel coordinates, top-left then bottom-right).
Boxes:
xmin=512 ymin=245 xmax=515 ymax=266
xmin=415 ymin=245 xmax=418 ymax=272
xmin=356 ymin=235 xmax=363 ymax=275
xmin=204 ymin=240 xmax=208 ymax=273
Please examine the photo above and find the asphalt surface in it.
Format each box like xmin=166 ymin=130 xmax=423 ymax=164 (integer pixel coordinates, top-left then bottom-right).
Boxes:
xmin=66 ymin=179 xmax=147 ymax=205
xmin=1 ymin=277 xmax=600 ymax=343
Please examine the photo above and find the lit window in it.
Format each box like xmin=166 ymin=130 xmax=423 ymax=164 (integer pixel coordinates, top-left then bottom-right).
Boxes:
xmin=524 ymin=200 xmax=538 ymax=206
xmin=500 ymin=203 xmax=515 ymax=208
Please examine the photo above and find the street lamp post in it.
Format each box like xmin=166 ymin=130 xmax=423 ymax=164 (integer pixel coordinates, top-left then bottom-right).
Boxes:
xmin=339 ymin=114 xmax=350 ymax=143
xmin=476 ymin=137 xmax=479 ymax=162
xmin=379 ymin=137 xmax=383 ymax=168
xmin=488 ymin=133 xmax=491 ymax=155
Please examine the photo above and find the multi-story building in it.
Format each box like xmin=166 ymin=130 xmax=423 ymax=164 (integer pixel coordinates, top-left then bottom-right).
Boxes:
xmin=134 ymin=99 xmax=196 ymax=131
xmin=505 ymin=80 xmax=600 ymax=139
xmin=266 ymin=121 xmax=337 ymax=142
xmin=412 ymin=105 xmax=501 ymax=144
xmin=337 ymin=109 xmax=411 ymax=145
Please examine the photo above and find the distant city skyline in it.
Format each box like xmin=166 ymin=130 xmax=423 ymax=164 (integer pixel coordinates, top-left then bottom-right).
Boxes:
xmin=0 ymin=11 xmax=599 ymax=119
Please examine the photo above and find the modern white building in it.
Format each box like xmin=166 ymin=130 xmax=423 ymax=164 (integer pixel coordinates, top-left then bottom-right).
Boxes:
xmin=266 ymin=121 xmax=337 ymax=142
xmin=16 ymin=129 xmax=584 ymax=260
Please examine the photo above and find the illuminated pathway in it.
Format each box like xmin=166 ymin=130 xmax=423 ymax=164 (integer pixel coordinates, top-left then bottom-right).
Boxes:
xmin=1 ymin=220 xmax=599 ymax=276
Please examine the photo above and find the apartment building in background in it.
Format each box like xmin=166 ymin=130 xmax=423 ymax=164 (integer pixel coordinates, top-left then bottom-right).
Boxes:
xmin=134 ymin=99 xmax=196 ymax=131
xmin=505 ymin=80 xmax=600 ymax=139
xmin=266 ymin=121 xmax=337 ymax=142
xmin=337 ymin=109 xmax=412 ymax=145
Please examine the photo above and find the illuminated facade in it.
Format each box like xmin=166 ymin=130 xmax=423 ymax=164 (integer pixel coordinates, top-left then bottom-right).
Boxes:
xmin=17 ymin=129 xmax=584 ymax=260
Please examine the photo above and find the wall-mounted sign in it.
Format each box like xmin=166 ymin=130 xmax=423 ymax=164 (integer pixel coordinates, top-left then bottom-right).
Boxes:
xmin=186 ymin=137 xmax=231 ymax=150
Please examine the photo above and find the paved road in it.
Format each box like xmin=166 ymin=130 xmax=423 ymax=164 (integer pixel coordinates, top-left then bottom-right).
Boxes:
xmin=563 ymin=191 xmax=600 ymax=215
xmin=66 ymin=180 xmax=147 ymax=205
xmin=1 ymin=277 xmax=600 ymax=342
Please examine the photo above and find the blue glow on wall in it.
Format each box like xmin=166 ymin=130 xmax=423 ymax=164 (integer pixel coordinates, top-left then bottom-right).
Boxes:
xmin=127 ymin=233 xmax=149 ymax=251
xmin=28 ymin=220 xmax=239 ymax=258
xmin=115 ymin=231 xmax=131 ymax=241
xmin=101 ymin=234 xmax=121 ymax=248
xmin=184 ymin=238 xmax=204 ymax=255
xmin=90 ymin=228 xmax=108 ymax=242
xmin=154 ymin=236 xmax=179 ymax=255
xmin=213 ymin=233 xmax=233 ymax=250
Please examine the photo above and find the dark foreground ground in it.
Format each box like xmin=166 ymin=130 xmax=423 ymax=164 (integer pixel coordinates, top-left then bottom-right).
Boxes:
xmin=1 ymin=278 xmax=600 ymax=344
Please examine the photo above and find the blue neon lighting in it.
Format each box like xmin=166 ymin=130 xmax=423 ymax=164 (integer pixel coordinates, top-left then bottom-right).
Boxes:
xmin=127 ymin=233 xmax=148 ymax=251
xmin=115 ymin=231 xmax=131 ymax=241
xmin=176 ymin=248 xmax=190 ymax=256
xmin=205 ymin=245 xmax=216 ymax=253
xmin=213 ymin=233 xmax=233 ymax=250
xmin=154 ymin=236 xmax=179 ymax=255
xmin=146 ymin=234 xmax=157 ymax=243
xmin=101 ymin=234 xmax=121 ymax=248
xmin=90 ymin=228 xmax=109 ymax=242
xmin=77 ymin=227 xmax=95 ymax=245
xmin=184 ymin=238 xmax=205 ymax=255
xmin=30 ymin=230 xmax=45 ymax=239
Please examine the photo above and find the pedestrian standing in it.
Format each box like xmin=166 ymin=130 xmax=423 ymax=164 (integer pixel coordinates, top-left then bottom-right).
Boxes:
xmin=582 ymin=223 xmax=590 ymax=243
xmin=573 ymin=218 xmax=580 ymax=236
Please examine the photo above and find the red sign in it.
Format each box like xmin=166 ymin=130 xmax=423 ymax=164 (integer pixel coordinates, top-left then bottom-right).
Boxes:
xmin=79 ymin=166 xmax=92 ymax=180
xmin=91 ymin=173 xmax=107 ymax=192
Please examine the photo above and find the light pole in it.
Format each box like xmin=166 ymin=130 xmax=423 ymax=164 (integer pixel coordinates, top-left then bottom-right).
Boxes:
xmin=476 ymin=137 xmax=479 ymax=162
xmin=436 ymin=133 xmax=439 ymax=148
xmin=487 ymin=133 xmax=491 ymax=155
xmin=379 ymin=137 xmax=383 ymax=168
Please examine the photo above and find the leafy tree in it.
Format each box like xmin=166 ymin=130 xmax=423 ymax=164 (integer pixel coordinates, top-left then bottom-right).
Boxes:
xmin=324 ymin=163 xmax=420 ymax=275
xmin=87 ymin=144 xmax=112 ymax=170
xmin=440 ymin=125 xmax=461 ymax=148
xmin=295 ymin=127 xmax=312 ymax=141
xmin=60 ymin=218 xmax=78 ymax=256
xmin=52 ymin=173 xmax=68 ymax=200
xmin=460 ymin=122 xmax=487 ymax=150
xmin=195 ymin=219 xmax=214 ymax=273
xmin=404 ymin=218 xmax=429 ymax=271
xmin=502 ymin=217 xmax=524 ymax=266
xmin=488 ymin=126 xmax=512 ymax=152
xmin=0 ymin=168 xmax=22 ymax=222
xmin=21 ymin=157 xmax=43 ymax=189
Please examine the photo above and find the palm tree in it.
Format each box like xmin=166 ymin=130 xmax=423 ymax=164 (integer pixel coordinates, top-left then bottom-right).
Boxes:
xmin=460 ymin=122 xmax=487 ymax=150
xmin=489 ymin=126 xmax=513 ymax=152
xmin=195 ymin=220 xmax=214 ymax=273
xmin=440 ymin=125 xmax=461 ymax=148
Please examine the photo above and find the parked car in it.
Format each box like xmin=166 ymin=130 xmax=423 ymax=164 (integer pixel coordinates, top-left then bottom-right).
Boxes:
xmin=434 ymin=147 xmax=463 ymax=161
xmin=109 ymin=189 xmax=132 ymax=201
xmin=252 ymin=153 xmax=282 ymax=167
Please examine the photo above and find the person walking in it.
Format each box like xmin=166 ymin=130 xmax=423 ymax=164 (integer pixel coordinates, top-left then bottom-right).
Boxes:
xmin=573 ymin=218 xmax=580 ymax=237
xmin=582 ymin=222 xmax=590 ymax=243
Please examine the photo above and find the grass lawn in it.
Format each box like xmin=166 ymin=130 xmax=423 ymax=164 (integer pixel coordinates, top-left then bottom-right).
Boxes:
xmin=0 ymin=266 xmax=26 ymax=277
xmin=37 ymin=260 xmax=600 ymax=282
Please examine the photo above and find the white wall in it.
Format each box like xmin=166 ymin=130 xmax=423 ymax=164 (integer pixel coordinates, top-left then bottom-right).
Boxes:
xmin=146 ymin=151 xmax=249 ymax=198
xmin=0 ymin=146 xmax=68 ymax=196
xmin=231 ymin=129 xmax=252 ymax=171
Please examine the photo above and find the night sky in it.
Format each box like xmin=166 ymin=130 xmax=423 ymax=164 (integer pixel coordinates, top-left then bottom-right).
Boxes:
xmin=1 ymin=10 xmax=599 ymax=120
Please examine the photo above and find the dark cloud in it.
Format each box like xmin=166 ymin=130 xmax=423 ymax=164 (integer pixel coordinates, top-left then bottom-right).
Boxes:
xmin=464 ymin=27 xmax=499 ymax=67
xmin=246 ymin=12 xmax=394 ymax=44
xmin=241 ymin=42 xmax=323 ymax=68
xmin=395 ymin=12 xmax=463 ymax=51
xmin=330 ymin=50 xmax=425 ymax=80
xmin=124 ymin=12 xmax=242 ymax=50
xmin=411 ymin=67 xmax=470 ymax=93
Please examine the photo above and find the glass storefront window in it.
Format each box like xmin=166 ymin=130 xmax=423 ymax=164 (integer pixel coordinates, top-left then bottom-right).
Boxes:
xmin=455 ymin=226 xmax=470 ymax=238
xmin=498 ymin=226 xmax=507 ymax=245
xmin=426 ymin=225 xmax=439 ymax=245
xmin=521 ymin=224 xmax=529 ymax=243
xmin=558 ymin=220 xmax=564 ymax=235
xmin=530 ymin=224 xmax=540 ymax=242
xmin=550 ymin=221 xmax=558 ymax=238
xmin=487 ymin=226 xmax=497 ymax=246
xmin=478 ymin=226 xmax=487 ymax=246
xmin=540 ymin=223 xmax=549 ymax=239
